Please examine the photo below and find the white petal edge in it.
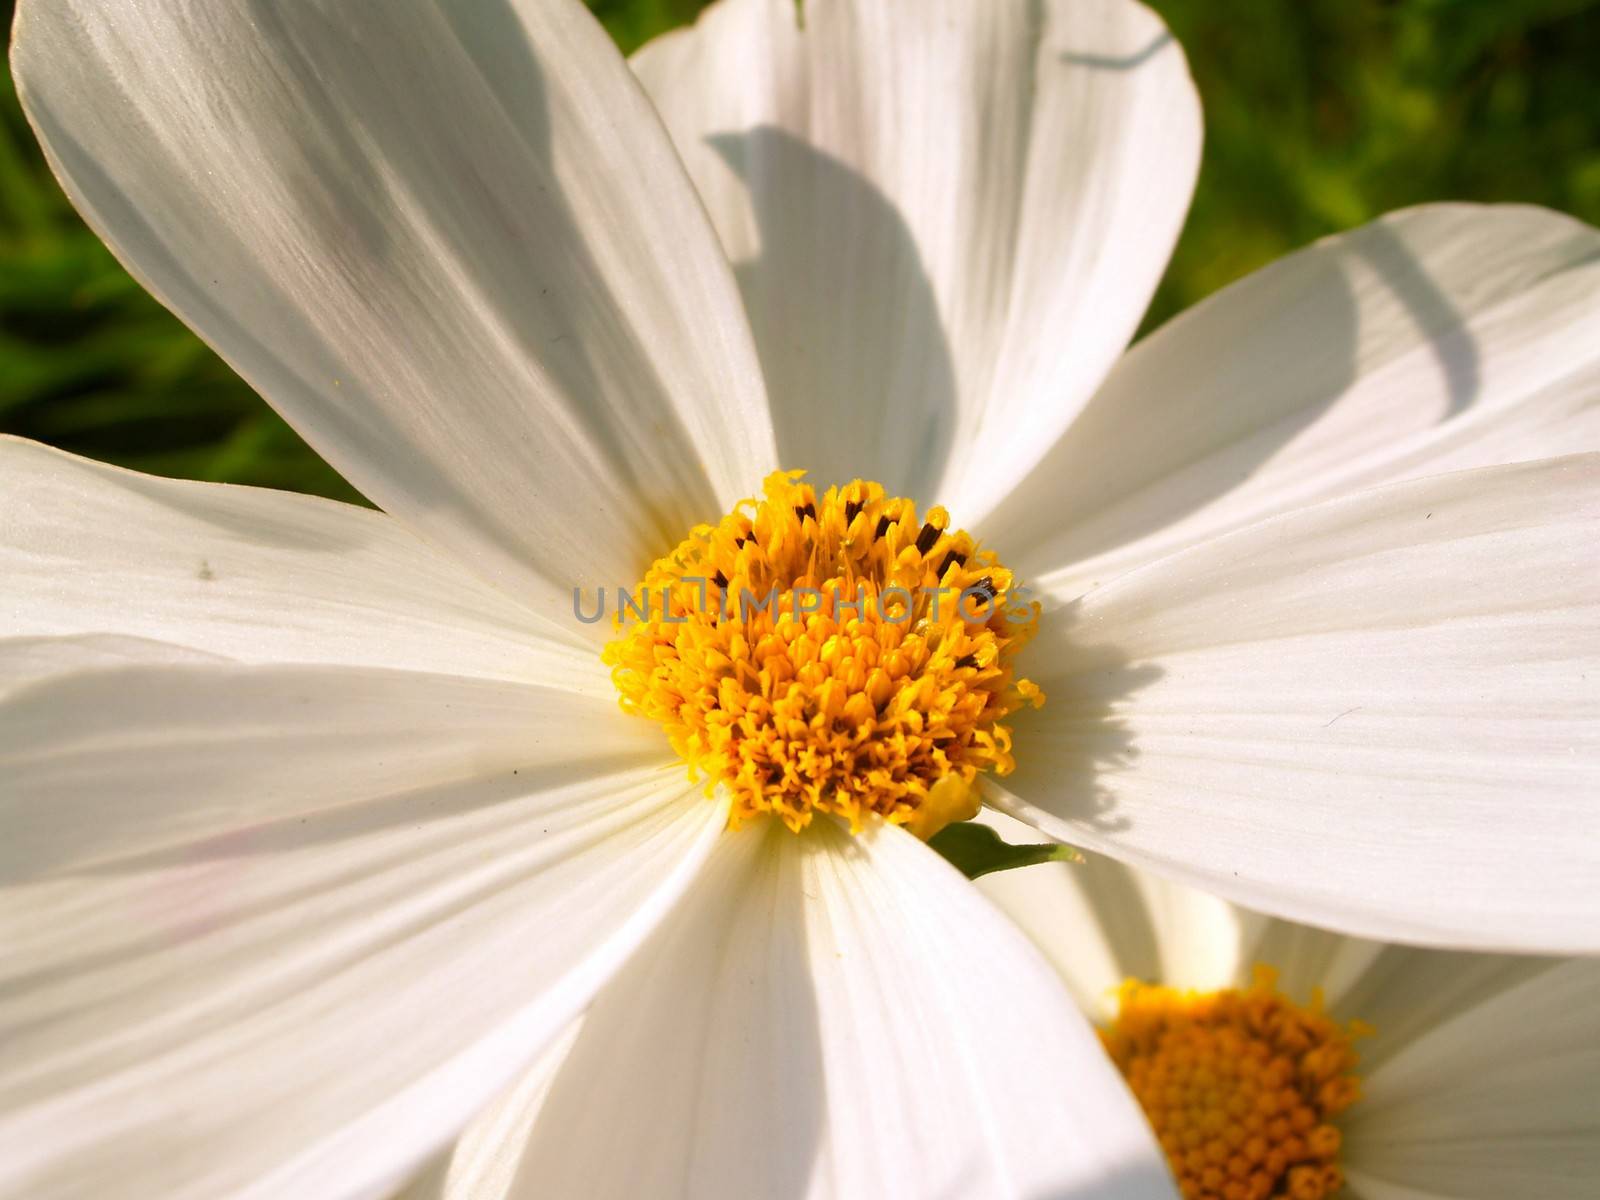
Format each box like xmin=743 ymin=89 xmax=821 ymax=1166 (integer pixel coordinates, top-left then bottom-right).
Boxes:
xmin=975 ymin=811 xmax=1396 ymax=1027
xmin=0 ymin=633 xmax=227 ymax=698
xmin=509 ymin=816 xmax=1177 ymax=1200
xmin=11 ymin=0 xmax=776 ymax=633
xmin=393 ymin=1024 xmax=580 ymax=1200
xmin=994 ymin=454 xmax=1600 ymax=952
xmin=633 ymin=0 xmax=1200 ymax=514
xmin=0 ymin=661 xmax=726 ymax=1200
xmin=973 ymin=810 xmax=1246 ymax=1021
xmin=0 ymin=437 xmax=602 ymax=688
xmin=983 ymin=204 xmax=1600 ymax=597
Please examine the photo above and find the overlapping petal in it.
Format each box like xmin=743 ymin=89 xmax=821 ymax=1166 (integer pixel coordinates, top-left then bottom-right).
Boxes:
xmin=0 ymin=662 xmax=723 ymax=1199
xmin=994 ymin=455 xmax=1600 ymax=952
xmin=509 ymin=817 xmax=1175 ymax=1199
xmin=0 ymin=634 xmax=226 ymax=697
xmin=973 ymin=810 xmax=1243 ymax=1017
xmin=396 ymin=1027 xmax=580 ymax=1200
xmin=0 ymin=438 xmax=599 ymax=688
xmin=11 ymin=0 xmax=776 ymax=632
xmin=634 ymin=0 xmax=1199 ymax=515
xmin=985 ymin=204 xmax=1600 ymax=597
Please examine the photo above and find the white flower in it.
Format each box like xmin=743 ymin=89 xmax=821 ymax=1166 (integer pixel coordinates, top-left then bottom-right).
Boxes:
xmin=3 ymin=0 xmax=1597 ymax=1196
xmin=976 ymin=811 xmax=1600 ymax=1200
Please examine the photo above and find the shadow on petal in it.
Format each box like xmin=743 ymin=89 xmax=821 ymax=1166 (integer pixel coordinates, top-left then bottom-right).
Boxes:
xmin=708 ymin=125 xmax=959 ymax=504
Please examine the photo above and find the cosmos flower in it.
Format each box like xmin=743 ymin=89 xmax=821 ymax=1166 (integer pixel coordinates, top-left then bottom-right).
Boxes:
xmin=3 ymin=0 xmax=1597 ymax=1196
xmin=976 ymin=812 xmax=1600 ymax=1200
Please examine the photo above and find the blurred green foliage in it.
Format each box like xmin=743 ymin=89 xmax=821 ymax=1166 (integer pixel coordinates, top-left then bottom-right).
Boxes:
xmin=1144 ymin=0 xmax=1600 ymax=328
xmin=3 ymin=0 xmax=1597 ymax=499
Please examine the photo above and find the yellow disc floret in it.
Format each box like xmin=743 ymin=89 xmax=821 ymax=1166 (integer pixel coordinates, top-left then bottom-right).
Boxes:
xmin=1101 ymin=967 xmax=1368 ymax=1200
xmin=603 ymin=470 xmax=1043 ymax=836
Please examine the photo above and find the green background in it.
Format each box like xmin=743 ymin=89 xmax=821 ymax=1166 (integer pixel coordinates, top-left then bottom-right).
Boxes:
xmin=3 ymin=0 xmax=1598 ymax=502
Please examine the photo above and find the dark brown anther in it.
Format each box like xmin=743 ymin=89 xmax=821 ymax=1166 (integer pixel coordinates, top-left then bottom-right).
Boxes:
xmin=795 ymin=502 xmax=817 ymax=522
xmin=955 ymin=654 xmax=979 ymax=670
xmin=915 ymin=523 xmax=941 ymax=555
xmin=937 ymin=550 xmax=967 ymax=577
xmin=969 ymin=576 xmax=997 ymax=603
xmin=874 ymin=515 xmax=893 ymax=540
xmin=844 ymin=499 xmax=864 ymax=523
xmin=735 ymin=534 xmax=752 ymax=549
xmin=712 ymin=570 xmax=729 ymax=589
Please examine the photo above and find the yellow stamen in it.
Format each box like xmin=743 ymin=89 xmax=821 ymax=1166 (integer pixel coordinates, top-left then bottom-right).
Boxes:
xmin=1100 ymin=967 xmax=1369 ymax=1200
xmin=603 ymin=470 xmax=1043 ymax=836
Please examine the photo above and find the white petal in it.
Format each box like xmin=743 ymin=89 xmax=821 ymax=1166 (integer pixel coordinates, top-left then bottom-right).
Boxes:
xmin=11 ymin=0 xmax=776 ymax=630
xmin=0 ymin=438 xmax=601 ymax=688
xmin=973 ymin=810 xmax=1245 ymax=1019
xmin=0 ymin=662 xmax=727 ymax=1199
xmin=1 ymin=661 xmax=660 ymax=880
xmin=983 ymin=204 xmax=1600 ymax=597
xmin=0 ymin=634 xmax=226 ymax=696
xmin=510 ymin=817 xmax=1176 ymax=1199
xmin=995 ymin=455 xmax=1600 ymax=952
xmin=1342 ymin=955 xmax=1600 ymax=1199
xmin=633 ymin=0 xmax=1199 ymax=512
xmin=396 ymin=1025 xmax=580 ymax=1200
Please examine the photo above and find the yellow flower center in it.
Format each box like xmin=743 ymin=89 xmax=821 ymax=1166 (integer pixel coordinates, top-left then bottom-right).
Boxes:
xmin=1100 ymin=968 xmax=1368 ymax=1200
xmin=603 ymin=470 xmax=1043 ymax=836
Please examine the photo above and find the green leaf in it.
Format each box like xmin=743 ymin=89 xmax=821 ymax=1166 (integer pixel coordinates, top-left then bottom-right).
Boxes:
xmin=929 ymin=821 xmax=1083 ymax=881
